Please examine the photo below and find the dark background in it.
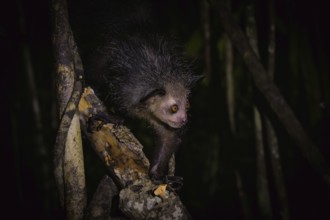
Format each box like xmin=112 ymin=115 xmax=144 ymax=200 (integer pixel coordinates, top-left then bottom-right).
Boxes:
xmin=1 ymin=0 xmax=330 ymax=219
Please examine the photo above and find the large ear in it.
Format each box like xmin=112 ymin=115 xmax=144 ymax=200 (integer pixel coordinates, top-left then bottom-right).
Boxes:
xmin=139 ymin=88 xmax=166 ymax=103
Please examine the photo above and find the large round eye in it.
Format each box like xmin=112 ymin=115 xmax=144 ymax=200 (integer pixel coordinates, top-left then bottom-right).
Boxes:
xmin=171 ymin=104 xmax=179 ymax=113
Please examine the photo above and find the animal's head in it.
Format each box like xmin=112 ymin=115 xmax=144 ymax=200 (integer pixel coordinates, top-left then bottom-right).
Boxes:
xmin=142 ymin=83 xmax=190 ymax=129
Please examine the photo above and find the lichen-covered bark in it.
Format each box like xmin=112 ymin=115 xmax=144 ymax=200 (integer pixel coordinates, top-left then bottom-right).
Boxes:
xmin=78 ymin=88 xmax=192 ymax=219
xmin=63 ymin=114 xmax=86 ymax=220
xmin=119 ymin=183 xmax=191 ymax=220
xmin=52 ymin=0 xmax=86 ymax=219
xmin=78 ymin=88 xmax=150 ymax=186
xmin=85 ymin=175 xmax=122 ymax=220
xmin=52 ymin=0 xmax=192 ymax=218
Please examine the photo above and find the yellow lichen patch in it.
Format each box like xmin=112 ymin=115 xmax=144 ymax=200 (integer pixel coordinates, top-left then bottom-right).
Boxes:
xmin=100 ymin=127 xmax=119 ymax=151
xmin=76 ymin=86 xmax=149 ymax=182
xmin=58 ymin=64 xmax=73 ymax=74
xmin=66 ymin=99 xmax=78 ymax=112
xmin=92 ymin=130 xmax=117 ymax=152
xmin=93 ymin=126 xmax=148 ymax=178
xmin=153 ymin=184 xmax=167 ymax=199
xmin=101 ymin=150 xmax=112 ymax=167
xmin=90 ymin=128 xmax=132 ymax=169
xmin=78 ymin=88 xmax=94 ymax=115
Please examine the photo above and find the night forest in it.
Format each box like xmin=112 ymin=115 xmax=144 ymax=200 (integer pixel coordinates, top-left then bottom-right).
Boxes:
xmin=2 ymin=0 xmax=330 ymax=219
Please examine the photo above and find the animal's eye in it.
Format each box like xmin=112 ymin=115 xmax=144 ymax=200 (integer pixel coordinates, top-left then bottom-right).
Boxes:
xmin=171 ymin=104 xmax=179 ymax=113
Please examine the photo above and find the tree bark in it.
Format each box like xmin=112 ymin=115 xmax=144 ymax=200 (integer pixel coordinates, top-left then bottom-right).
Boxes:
xmin=52 ymin=0 xmax=88 ymax=218
xmin=225 ymin=35 xmax=236 ymax=134
xmin=266 ymin=2 xmax=290 ymax=219
xmin=52 ymin=0 xmax=192 ymax=219
xmin=214 ymin=0 xmax=330 ymax=185
xmin=245 ymin=5 xmax=272 ymax=219
xmin=79 ymin=88 xmax=192 ymax=220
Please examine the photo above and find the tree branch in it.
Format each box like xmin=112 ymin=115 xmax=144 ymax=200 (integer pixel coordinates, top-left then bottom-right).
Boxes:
xmin=52 ymin=0 xmax=192 ymax=218
xmin=52 ymin=0 xmax=86 ymax=218
xmin=265 ymin=1 xmax=290 ymax=219
xmin=214 ymin=0 xmax=330 ymax=184
xmin=245 ymin=5 xmax=272 ymax=219
xmin=78 ymin=87 xmax=192 ymax=220
xmin=85 ymin=175 xmax=122 ymax=219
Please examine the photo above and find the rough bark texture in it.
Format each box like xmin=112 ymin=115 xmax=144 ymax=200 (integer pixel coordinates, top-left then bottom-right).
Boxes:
xmin=52 ymin=0 xmax=192 ymax=218
xmin=79 ymin=88 xmax=192 ymax=220
xmin=85 ymin=175 xmax=124 ymax=220
xmin=52 ymin=0 xmax=87 ymax=219
xmin=78 ymin=88 xmax=149 ymax=184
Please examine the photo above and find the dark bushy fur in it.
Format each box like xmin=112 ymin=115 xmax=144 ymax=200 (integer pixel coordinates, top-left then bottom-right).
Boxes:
xmin=69 ymin=0 xmax=198 ymax=181
xmin=70 ymin=0 xmax=195 ymax=111
xmin=100 ymin=35 xmax=195 ymax=113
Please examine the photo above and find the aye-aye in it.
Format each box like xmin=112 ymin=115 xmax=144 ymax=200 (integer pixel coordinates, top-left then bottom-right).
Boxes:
xmin=69 ymin=0 xmax=200 ymax=184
